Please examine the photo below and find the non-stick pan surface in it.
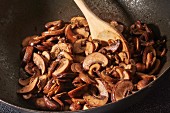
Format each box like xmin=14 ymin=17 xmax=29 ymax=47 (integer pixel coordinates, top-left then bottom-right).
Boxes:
xmin=0 ymin=0 xmax=170 ymax=113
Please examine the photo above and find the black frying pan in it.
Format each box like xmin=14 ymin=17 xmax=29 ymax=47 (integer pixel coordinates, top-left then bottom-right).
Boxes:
xmin=0 ymin=0 xmax=170 ymax=113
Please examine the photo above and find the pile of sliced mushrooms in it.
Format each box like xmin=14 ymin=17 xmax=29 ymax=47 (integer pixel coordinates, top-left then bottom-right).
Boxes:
xmin=18 ymin=17 xmax=167 ymax=111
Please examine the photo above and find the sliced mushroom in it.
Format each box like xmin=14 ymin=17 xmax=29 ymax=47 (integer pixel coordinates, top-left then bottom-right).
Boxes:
xmin=71 ymin=16 xmax=88 ymax=28
xmin=52 ymin=96 xmax=64 ymax=110
xmin=73 ymin=39 xmax=86 ymax=54
xmin=71 ymin=63 xmax=83 ymax=73
xmin=51 ymin=43 xmax=72 ymax=55
xmin=92 ymin=39 xmax=100 ymax=51
xmin=47 ymin=61 xmax=58 ymax=77
xmin=136 ymin=63 xmax=146 ymax=72
xmin=37 ymin=75 xmax=47 ymax=92
xmin=104 ymin=39 xmax=121 ymax=52
xmin=35 ymin=97 xmax=48 ymax=110
xmin=58 ymin=51 xmax=73 ymax=61
xmin=52 ymin=58 xmax=70 ymax=76
xmin=79 ymin=72 xmax=96 ymax=84
xmin=22 ymin=46 xmax=34 ymax=64
xmin=118 ymin=52 xmax=128 ymax=64
xmin=137 ymin=79 xmax=151 ymax=90
xmin=68 ymin=84 xmax=88 ymax=98
xmin=44 ymin=96 xmax=60 ymax=110
xmin=69 ymin=102 xmax=82 ymax=111
xmin=45 ymin=20 xmax=64 ymax=29
xmin=115 ymin=67 xmax=124 ymax=79
xmin=136 ymin=72 xmax=156 ymax=81
xmin=83 ymin=52 xmax=108 ymax=70
xmin=149 ymin=59 xmax=161 ymax=75
xmin=83 ymin=78 xmax=109 ymax=107
xmin=74 ymin=27 xmax=89 ymax=38
xmin=24 ymin=62 xmax=35 ymax=75
xmin=17 ymin=77 xmax=38 ymax=93
xmin=113 ymin=80 xmax=133 ymax=101
xmin=72 ymin=77 xmax=84 ymax=87
xmin=23 ymin=93 xmax=32 ymax=100
xmin=83 ymin=104 xmax=91 ymax=110
xmin=33 ymin=53 xmax=46 ymax=74
xmin=85 ymin=41 xmax=95 ymax=56
xmin=42 ymin=51 xmax=50 ymax=61
xmin=65 ymin=24 xmax=77 ymax=43
xmin=142 ymin=46 xmax=156 ymax=64
xmin=18 ymin=77 xmax=31 ymax=86
xmin=88 ymin=63 xmax=101 ymax=77
xmin=73 ymin=55 xmax=85 ymax=63
xmin=42 ymin=25 xmax=66 ymax=37
xmin=22 ymin=35 xmax=37 ymax=47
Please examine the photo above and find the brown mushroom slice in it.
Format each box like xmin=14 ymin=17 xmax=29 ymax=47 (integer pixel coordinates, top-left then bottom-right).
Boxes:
xmin=65 ymin=24 xmax=77 ymax=43
xmin=42 ymin=25 xmax=66 ymax=37
xmin=71 ymin=16 xmax=88 ymax=28
xmin=136 ymin=63 xmax=146 ymax=72
xmin=71 ymin=63 xmax=83 ymax=73
xmin=52 ymin=58 xmax=70 ymax=76
xmin=22 ymin=35 xmax=37 ymax=47
xmin=92 ymin=40 xmax=100 ymax=51
xmin=59 ymin=51 xmax=73 ymax=61
xmin=72 ymin=77 xmax=84 ymax=87
xmin=114 ymin=80 xmax=133 ymax=101
xmin=73 ymin=55 xmax=85 ymax=63
xmin=79 ymin=72 xmax=96 ymax=84
xmin=42 ymin=51 xmax=50 ymax=61
xmin=136 ymin=72 xmax=156 ymax=81
xmin=137 ymin=79 xmax=151 ymax=90
xmin=68 ymin=84 xmax=88 ymax=98
xmin=74 ymin=27 xmax=89 ymax=38
xmin=47 ymin=61 xmax=58 ymax=77
xmin=149 ymin=59 xmax=161 ymax=75
xmin=143 ymin=46 xmax=156 ymax=64
xmin=70 ymin=102 xmax=82 ymax=111
xmin=22 ymin=93 xmax=32 ymax=100
xmin=145 ymin=51 xmax=156 ymax=69
xmin=17 ymin=77 xmax=38 ymax=93
xmin=115 ymin=67 xmax=124 ymax=79
xmin=88 ymin=63 xmax=101 ymax=77
xmin=22 ymin=46 xmax=34 ymax=64
xmin=83 ymin=104 xmax=92 ymax=110
xmin=73 ymin=39 xmax=86 ymax=54
xmin=37 ymin=75 xmax=47 ymax=92
xmin=52 ymin=96 xmax=64 ymax=110
xmin=44 ymin=96 xmax=60 ymax=110
xmin=33 ymin=53 xmax=46 ymax=74
xmin=83 ymin=52 xmax=108 ymax=70
xmin=83 ymin=78 xmax=109 ymax=107
xmin=45 ymin=20 xmax=64 ymax=29
xmin=35 ymin=97 xmax=48 ymax=110
xmin=104 ymin=39 xmax=121 ymax=52
xmin=51 ymin=43 xmax=72 ymax=54
xmin=118 ymin=52 xmax=128 ymax=64
xmin=18 ymin=77 xmax=31 ymax=86
xmin=85 ymin=41 xmax=95 ymax=56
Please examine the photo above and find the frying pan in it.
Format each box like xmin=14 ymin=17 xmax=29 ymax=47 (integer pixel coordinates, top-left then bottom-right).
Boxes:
xmin=0 ymin=0 xmax=170 ymax=113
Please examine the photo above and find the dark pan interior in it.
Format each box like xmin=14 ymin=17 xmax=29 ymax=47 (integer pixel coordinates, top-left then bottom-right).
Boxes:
xmin=0 ymin=0 xmax=170 ymax=112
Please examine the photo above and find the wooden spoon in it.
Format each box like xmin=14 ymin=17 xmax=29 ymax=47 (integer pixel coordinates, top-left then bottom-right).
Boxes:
xmin=74 ymin=0 xmax=130 ymax=63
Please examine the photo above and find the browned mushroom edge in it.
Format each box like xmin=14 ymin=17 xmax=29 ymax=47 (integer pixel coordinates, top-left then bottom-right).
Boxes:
xmin=17 ymin=17 xmax=167 ymax=111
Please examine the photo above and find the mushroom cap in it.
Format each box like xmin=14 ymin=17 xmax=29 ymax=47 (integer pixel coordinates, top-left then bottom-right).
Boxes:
xmin=83 ymin=52 xmax=108 ymax=70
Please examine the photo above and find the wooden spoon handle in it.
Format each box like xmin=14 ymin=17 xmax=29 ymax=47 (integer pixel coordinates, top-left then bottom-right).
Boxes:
xmin=74 ymin=0 xmax=99 ymax=21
